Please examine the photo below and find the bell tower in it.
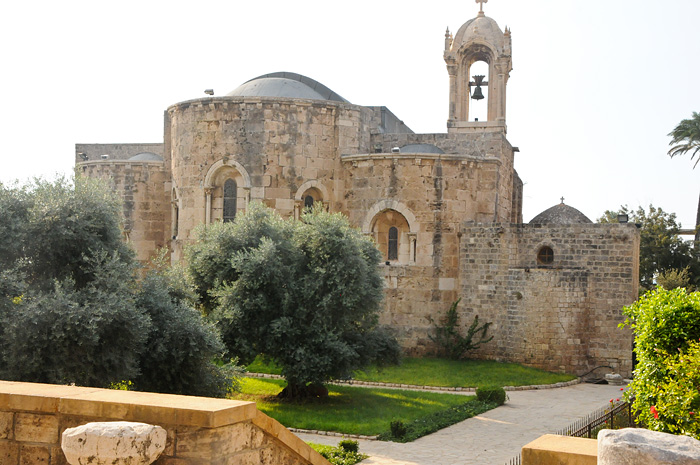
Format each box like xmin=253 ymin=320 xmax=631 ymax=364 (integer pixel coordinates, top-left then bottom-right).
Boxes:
xmin=444 ymin=0 xmax=512 ymax=133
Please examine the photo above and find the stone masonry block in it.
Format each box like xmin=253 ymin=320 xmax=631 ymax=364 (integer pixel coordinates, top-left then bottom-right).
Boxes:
xmin=20 ymin=444 xmax=50 ymax=465
xmin=14 ymin=413 xmax=59 ymax=444
xmin=0 ymin=440 xmax=19 ymax=464
xmin=0 ymin=411 xmax=12 ymax=439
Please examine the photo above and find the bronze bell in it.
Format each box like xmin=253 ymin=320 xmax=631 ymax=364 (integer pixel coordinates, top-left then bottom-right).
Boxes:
xmin=470 ymin=74 xmax=486 ymax=100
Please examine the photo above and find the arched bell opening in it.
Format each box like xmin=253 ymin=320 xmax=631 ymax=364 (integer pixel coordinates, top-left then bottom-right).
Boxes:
xmin=467 ymin=59 xmax=489 ymax=122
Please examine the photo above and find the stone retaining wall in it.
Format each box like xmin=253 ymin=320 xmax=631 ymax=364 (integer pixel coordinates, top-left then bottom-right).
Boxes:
xmin=0 ymin=381 xmax=329 ymax=465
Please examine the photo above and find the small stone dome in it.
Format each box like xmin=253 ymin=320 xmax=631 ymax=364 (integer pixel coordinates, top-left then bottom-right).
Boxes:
xmin=129 ymin=152 xmax=163 ymax=162
xmin=530 ymin=202 xmax=593 ymax=224
xmin=400 ymin=144 xmax=445 ymax=154
xmin=227 ymin=72 xmax=349 ymax=103
xmin=451 ymin=14 xmax=508 ymax=55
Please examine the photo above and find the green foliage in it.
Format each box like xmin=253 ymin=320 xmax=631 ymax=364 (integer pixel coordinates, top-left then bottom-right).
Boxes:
xmin=600 ymin=205 xmax=699 ymax=291
xmin=0 ymin=182 xmax=31 ymax=269
xmin=379 ymin=399 xmax=496 ymax=442
xmin=643 ymin=342 xmax=700 ymax=438
xmin=622 ymin=288 xmax=700 ymax=356
xmin=429 ymin=299 xmax=494 ymax=359
xmin=656 ymin=267 xmax=693 ymax=291
xmin=389 ymin=420 xmax=407 ymax=439
xmin=0 ymin=254 xmax=150 ymax=387
xmin=232 ymin=377 xmax=478 ymax=437
xmin=29 ymin=177 xmax=132 ymax=290
xmin=132 ymin=265 xmax=241 ymax=397
xmin=476 ymin=385 xmax=507 ymax=405
xmin=0 ymin=178 xmax=238 ymax=396
xmin=309 ymin=441 xmax=367 ymax=465
xmin=249 ymin=355 xmax=576 ymax=387
xmin=187 ymin=203 xmax=400 ymax=397
xmin=337 ymin=439 xmax=359 ymax=454
xmin=668 ymin=111 xmax=700 ymax=168
xmin=621 ymin=288 xmax=700 ymax=439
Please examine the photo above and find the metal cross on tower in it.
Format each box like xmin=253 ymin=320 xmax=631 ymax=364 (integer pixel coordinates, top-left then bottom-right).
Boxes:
xmin=476 ymin=0 xmax=488 ymax=13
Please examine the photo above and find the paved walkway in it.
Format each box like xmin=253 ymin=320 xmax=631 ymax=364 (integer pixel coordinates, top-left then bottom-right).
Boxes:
xmin=296 ymin=383 xmax=626 ymax=465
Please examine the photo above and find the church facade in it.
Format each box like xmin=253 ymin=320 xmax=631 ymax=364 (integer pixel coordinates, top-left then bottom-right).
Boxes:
xmin=76 ymin=7 xmax=639 ymax=377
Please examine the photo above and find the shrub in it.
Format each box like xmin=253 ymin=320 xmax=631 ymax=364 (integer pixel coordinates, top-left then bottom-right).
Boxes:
xmin=133 ymin=265 xmax=241 ymax=397
xmin=621 ymin=288 xmax=700 ymax=439
xmin=642 ymin=341 xmax=700 ymax=438
xmin=309 ymin=441 xmax=367 ymax=465
xmin=0 ymin=255 xmax=149 ymax=387
xmin=476 ymin=386 xmax=507 ymax=405
xmin=338 ymin=439 xmax=359 ymax=453
xmin=429 ymin=299 xmax=493 ymax=359
xmin=379 ymin=399 xmax=495 ymax=442
xmin=389 ymin=420 xmax=407 ymax=439
xmin=656 ymin=267 xmax=693 ymax=291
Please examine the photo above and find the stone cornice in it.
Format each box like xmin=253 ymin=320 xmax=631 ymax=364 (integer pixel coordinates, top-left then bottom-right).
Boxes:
xmin=340 ymin=152 xmax=502 ymax=164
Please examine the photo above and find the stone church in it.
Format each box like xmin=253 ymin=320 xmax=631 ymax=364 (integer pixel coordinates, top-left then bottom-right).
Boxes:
xmin=75 ymin=5 xmax=639 ymax=377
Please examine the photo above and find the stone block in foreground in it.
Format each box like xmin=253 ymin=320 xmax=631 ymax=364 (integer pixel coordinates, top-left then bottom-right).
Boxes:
xmin=62 ymin=421 xmax=166 ymax=465
xmin=522 ymin=434 xmax=597 ymax=465
xmin=598 ymin=428 xmax=700 ymax=465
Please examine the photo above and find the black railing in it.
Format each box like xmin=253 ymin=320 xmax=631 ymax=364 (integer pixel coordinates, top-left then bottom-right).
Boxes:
xmin=504 ymin=400 xmax=638 ymax=464
xmin=556 ymin=400 xmax=636 ymax=438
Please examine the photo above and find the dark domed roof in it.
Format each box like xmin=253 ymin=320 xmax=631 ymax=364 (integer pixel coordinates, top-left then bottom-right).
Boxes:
xmin=227 ymin=72 xmax=349 ymax=103
xmin=129 ymin=152 xmax=163 ymax=162
xmin=530 ymin=202 xmax=593 ymax=224
xmin=400 ymin=144 xmax=445 ymax=154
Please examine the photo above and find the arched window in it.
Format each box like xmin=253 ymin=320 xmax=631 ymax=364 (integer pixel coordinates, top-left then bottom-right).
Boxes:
xmin=369 ymin=208 xmax=413 ymax=264
xmin=537 ymin=246 xmax=554 ymax=265
xmin=223 ymin=179 xmax=237 ymax=222
xmin=388 ymin=227 xmax=399 ymax=261
xmin=304 ymin=195 xmax=314 ymax=209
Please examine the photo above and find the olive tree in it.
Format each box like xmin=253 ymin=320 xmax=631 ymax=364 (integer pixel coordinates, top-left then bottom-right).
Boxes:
xmin=0 ymin=177 xmax=237 ymax=396
xmin=187 ymin=203 xmax=400 ymax=398
xmin=133 ymin=260 xmax=240 ymax=397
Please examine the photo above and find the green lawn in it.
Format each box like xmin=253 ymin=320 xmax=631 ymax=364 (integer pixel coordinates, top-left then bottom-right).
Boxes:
xmin=230 ymin=377 xmax=491 ymax=437
xmin=246 ymin=356 xmax=575 ymax=388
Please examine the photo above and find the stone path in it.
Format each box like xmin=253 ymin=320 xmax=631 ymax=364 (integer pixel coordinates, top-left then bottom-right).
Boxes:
xmin=296 ymin=383 xmax=627 ymax=465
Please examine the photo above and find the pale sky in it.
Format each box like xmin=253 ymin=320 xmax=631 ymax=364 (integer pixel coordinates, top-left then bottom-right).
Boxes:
xmin=1 ymin=0 xmax=698 ymax=227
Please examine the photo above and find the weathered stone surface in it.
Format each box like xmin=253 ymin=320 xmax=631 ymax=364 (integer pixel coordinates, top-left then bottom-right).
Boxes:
xmin=61 ymin=421 xmax=166 ymax=465
xmin=598 ymin=428 xmax=700 ymax=465
xmin=73 ymin=2 xmax=640 ymax=379
xmin=605 ymin=373 xmax=624 ymax=385
xmin=15 ymin=413 xmax=59 ymax=443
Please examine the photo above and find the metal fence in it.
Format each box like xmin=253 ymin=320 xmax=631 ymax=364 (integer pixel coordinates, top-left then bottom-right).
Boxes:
xmin=556 ymin=400 xmax=636 ymax=438
xmin=504 ymin=400 xmax=638 ymax=464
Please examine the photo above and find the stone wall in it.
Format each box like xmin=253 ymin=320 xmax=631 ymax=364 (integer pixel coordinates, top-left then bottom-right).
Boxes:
xmin=75 ymin=143 xmax=164 ymax=163
xmin=74 ymin=92 xmax=638 ymax=378
xmin=166 ymin=96 xmax=374 ymax=258
xmin=77 ymin=160 xmax=169 ymax=264
xmin=0 ymin=380 xmax=329 ymax=465
xmin=457 ymin=223 xmax=639 ymax=377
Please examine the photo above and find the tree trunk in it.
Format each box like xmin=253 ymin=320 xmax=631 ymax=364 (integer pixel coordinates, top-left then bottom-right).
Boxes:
xmin=277 ymin=382 xmax=328 ymax=399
